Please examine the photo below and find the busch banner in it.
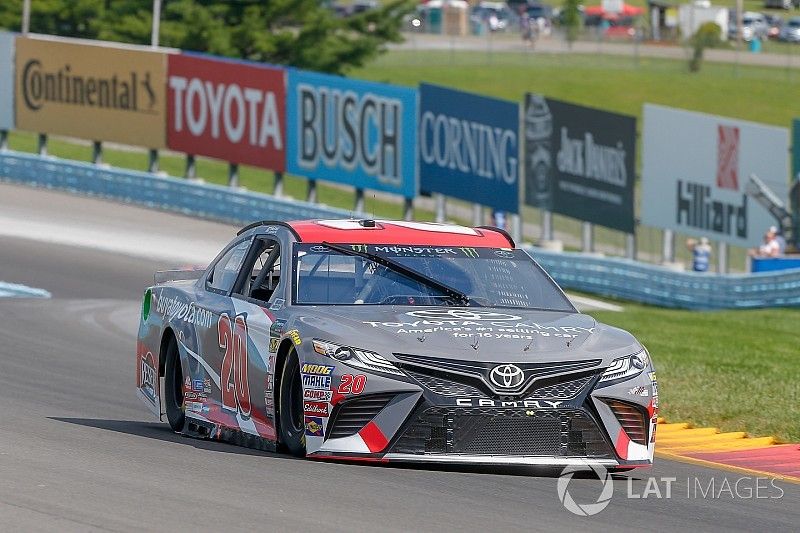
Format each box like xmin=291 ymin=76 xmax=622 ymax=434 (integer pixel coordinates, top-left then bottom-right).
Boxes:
xmin=286 ymin=69 xmax=417 ymax=198
xmin=418 ymin=83 xmax=519 ymax=213
xmin=15 ymin=35 xmax=167 ymax=148
xmin=0 ymin=32 xmax=14 ymax=130
xmin=523 ymin=95 xmax=636 ymax=233
xmin=167 ymin=53 xmax=285 ymax=171
xmin=642 ymin=104 xmax=789 ymax=248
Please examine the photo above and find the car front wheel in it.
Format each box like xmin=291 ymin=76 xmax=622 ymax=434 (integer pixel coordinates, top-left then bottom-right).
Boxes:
xmin=278 ymin=349 xmax=306 ymax=457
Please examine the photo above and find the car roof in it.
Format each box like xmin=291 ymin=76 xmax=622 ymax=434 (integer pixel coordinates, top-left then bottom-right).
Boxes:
xmin=284 ymin=219 xmax=514 ymax=247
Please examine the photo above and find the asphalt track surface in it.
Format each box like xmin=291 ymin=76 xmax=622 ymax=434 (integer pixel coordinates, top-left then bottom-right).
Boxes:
xmin=0 ymin=183 xmax=798 ymax=532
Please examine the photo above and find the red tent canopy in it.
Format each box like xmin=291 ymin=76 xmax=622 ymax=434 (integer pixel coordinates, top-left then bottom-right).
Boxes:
xmin=584 ymin=3 xmax=644 ymax=19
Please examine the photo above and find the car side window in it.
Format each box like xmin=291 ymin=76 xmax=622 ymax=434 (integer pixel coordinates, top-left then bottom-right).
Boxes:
xmin=207 ymin=240 xmax=251 ymax=293
xmin=233 ymin=238 xmax=282 ymax=303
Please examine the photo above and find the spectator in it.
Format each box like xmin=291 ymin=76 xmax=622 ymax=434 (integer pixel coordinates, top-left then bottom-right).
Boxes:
xmin=749 ymin=229 xmax=781 ymax=258
xmin=771 ymin=226 xmax=787 ymax=255
xmin=686 ymin=237 xmax=712 ymax=272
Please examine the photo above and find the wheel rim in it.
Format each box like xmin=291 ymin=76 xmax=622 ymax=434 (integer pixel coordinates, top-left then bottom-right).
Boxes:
xmin=172 ymin=355 xmax=184 ymax=410
xmin=288 ymin=363 xmax=304 ymax=433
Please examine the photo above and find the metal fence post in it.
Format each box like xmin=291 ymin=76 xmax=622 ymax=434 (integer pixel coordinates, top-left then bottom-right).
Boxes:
xmin=0 ymin=130 xmax=8 ymax=151
xmin=662 ymin=229 xmax=675 ymax=263
xmin=185 ymin=154 xmax=196 ymax=180
xmin=435 ymin=194 xmax=446 ymax=223
xmin=581 ymin=222 xmax=593 ymax=252
xmin=472 ymin=204 xmax=482 ymax=226
xmin=625 ymin=232 xmax=636 ymax=260
xmin=273 ymin=171 xmax=284 ymax=197
xmin=148 ymin=149 xmax=159 ymax=173
xmin=542 ymin=210 xmax=553 ymax=241
xmin=92 ymin=141 xmax=102 ymax=165
xmin=511 ymin=214 xmax=522 ymax=244
xmin=718 ymin=241 xmax=728 ymax=274
xmin=228 ymin=163 xmax=239 ymax=187
xmin=307 ymin=180 xmax=318 ymax=204
xmin=403 ymin=198 xmax=413 ymax=221
xmin=354 ymin=188 xmax=365 ymax=214
xmin=37 ymin=133 xmax=47 ymax=156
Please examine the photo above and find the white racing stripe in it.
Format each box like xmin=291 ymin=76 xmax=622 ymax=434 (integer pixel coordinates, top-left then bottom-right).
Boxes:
xmin=567 ymin=293 xmax=623 ymax=312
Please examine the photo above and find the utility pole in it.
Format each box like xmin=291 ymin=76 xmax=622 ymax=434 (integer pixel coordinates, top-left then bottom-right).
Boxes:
xmin=151 ymin=0 xmax=162 ymax=48
xmin=22 ymin=0 xmax=31 ymax=34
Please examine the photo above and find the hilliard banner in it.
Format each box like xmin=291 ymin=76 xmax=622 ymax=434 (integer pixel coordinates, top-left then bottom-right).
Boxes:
xmin=286 ymin=69 xmax=417 ymax=198
xmin=15 ymin=35 xmax=168 ymax=148
xmin=418 ymin=83 xmax=519 ymax=213
xmin=642 ymin=104 xmax=789 ymax=248
xmin=167 ymin=53 xmax=285 ymax=171
xmin=523 ymin=95 xmax=636 ymax=233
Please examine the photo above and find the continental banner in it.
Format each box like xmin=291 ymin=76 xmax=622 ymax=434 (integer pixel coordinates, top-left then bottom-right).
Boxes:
xmin=0 ymin=32 xmax=14 ymax=130
xmin=523 ymin=95 xmax=636 ymax=233
xmin=16 ymin=36 xmax=167 ymax=148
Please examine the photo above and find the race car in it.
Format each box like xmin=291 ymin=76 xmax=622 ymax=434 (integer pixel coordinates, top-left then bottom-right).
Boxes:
xmin=136 ymin=219 xmax=657 ymax=468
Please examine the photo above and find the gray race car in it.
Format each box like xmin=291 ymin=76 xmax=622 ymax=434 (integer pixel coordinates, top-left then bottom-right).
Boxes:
xmin=136 ymin=219 xmax=657 ymax=469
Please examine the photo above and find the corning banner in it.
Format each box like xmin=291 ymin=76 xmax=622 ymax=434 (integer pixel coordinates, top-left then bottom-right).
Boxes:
xmin=0 ymin=32 xmax=14 ymax=130
xmin=418 ymin=83 xmax=519 ymax=213
xmin=15 ymin=36 xmax=168 ymax=148
xmin=286 ymin=69 xmax=417 ymax=198
xmin=167 ymin=53 xmax=285 ymax=171
xmin=523 ymin=95 xmax=636 ymax=233
xmin=642 ymin=104 xmax=788 ymax=248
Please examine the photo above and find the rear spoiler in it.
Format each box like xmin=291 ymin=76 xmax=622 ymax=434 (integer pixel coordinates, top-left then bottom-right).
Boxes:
xmin=154 ymin=267 xmax=206 ymax=285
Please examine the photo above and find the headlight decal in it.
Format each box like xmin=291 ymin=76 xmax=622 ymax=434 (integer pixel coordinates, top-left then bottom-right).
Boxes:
xmin=312 ymin=339 xmax=404 ymax=376
xmin=598 ymin=350 xmax=648 ymax=384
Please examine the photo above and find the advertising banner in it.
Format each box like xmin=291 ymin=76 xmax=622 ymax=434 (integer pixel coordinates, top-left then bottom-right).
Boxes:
xmin=523 ymin=95 xmax=636 ymax=233
xmin=286 ymin=69 xmax=417 ymax=198
xmin=0 ymin=32 xmax=14 ymax=130
xmin=642 ymin=104 xmax=789 ymax=248
xmin=792 ymin=118 xmax=800 ymax=182
xmin=167 ymin=53 xmax=285 ymax=171
xmin=418 ymin=83 xmax=519 ymax=213
xmin=15 ymin=35 xmax=167 ymax=148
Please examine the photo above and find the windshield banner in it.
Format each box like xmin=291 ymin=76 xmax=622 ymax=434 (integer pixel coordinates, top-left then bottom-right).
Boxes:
xmin=286 ymin=69 xmax=418 ymax=198
xmin=523 ymin=95 xmax=636 ymax=233
xmin=418 ymin=83 xmax=519 ymax=213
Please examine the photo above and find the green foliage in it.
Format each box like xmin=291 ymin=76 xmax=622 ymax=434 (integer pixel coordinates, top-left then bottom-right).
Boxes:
xmin=562 ymin=0 xmax=582 ymax=47
xmin=0 ymin=0 xmax=414 ymax=74
xmin=689 ymin=22 xmax=723 ymax=73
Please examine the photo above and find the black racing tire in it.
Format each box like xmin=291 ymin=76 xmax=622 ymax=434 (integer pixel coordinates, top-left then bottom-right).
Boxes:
xmin=278 ymin=349 xmax=306 ymax=457
xmin=163 ymin=336 xmax=185 ymax=432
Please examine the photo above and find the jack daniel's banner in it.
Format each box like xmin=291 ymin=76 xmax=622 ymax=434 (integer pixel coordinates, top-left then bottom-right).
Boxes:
xmin=523 ymin=95 xmax=636 ymax=233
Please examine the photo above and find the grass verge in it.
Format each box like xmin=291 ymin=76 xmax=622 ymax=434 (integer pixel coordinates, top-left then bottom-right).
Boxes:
xmin=590 ymin=304 xmax=800 ymax=443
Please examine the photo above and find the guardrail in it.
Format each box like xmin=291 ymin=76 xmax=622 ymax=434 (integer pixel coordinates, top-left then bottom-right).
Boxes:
xmin=0 ymin=150 xmax=349 ymax=224
xmin=528 ymin=247 xmax=800 ymax=310
xmin=2 ymin=150 xmax=799 ymax=310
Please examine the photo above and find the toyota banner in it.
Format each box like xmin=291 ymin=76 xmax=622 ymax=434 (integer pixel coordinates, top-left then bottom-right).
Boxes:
xmin=167 ymin=53 xmax=286 ymax=171
xmin=418 ymin=83 xmax=519 ymax=213
xmin=523 ymin=95 xmax=636 ymax=233
xmin=642 ymin=104 xmax=789 ymax=248
xmin=286 ymin=69 xmax=417 ymax=198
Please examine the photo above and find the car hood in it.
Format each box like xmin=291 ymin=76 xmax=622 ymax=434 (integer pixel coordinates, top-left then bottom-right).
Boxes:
xmin=294 ymin=306 xmax=641 ymax=366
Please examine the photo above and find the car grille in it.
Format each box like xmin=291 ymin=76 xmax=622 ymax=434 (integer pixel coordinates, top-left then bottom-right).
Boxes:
xmin=390 ymin=407 xmax=612 ymax=457
xmin=327 ymin=394 xmax=394 ymax=439
xmin=605 ymin=399 xmax=648 ymax=446
xmin=405 ymin=367 xmax=595 ymax=401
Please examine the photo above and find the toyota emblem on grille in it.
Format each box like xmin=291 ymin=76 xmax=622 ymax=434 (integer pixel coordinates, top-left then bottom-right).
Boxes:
xmin=489 ymin=364 xmax=524 ymax=389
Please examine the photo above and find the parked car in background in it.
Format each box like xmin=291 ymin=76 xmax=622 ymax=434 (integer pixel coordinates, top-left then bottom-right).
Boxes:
xmin=471 ymin=1 xmax=517 ymax=32
xmin=764 ymin=0 xmax=798 ymax=10
xmin=764 ymin=13 xmax=784 ymax=39
xmin=779 ymin=16 xmax=800 ymax=41
xmin=728 ymin=11 xmax=769 ymax=41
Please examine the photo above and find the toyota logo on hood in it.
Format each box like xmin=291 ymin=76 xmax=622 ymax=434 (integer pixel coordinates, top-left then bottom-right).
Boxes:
xmin=406 ymin=309 xmax=522 ymax=321
xmin=489 ymin=364 xmax=524 ymax=389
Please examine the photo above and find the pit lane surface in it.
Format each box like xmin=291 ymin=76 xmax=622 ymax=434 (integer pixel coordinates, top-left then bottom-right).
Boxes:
xmin=0 ymin=183 xmax=797 ymax=532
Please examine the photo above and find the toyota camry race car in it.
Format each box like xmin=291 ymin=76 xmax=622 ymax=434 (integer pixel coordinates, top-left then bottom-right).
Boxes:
xmin=136 ymin=219 xmax=657 ymax=468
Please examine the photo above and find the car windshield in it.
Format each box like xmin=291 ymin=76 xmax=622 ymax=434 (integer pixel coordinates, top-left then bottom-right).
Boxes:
xmin=790 ymin=20 xmax=800 ymax=27
xmin=293 ymin=243 xmax=575 ymax=311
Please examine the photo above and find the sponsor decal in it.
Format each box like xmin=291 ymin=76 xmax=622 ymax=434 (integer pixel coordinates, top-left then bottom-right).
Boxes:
xmin=192 ymin=379 xmax=204 ymax=392
xmin=489 ymin=364 xmax=524 ymax=389
xmin=305 ymin=416 xmax=324 ymax=437
xmin=494 ymin=249 xmax=514 ymax=258
xmin=139 ymin=351 xmax=157 ymax=403
xmin=287 ymin=329 xmax=302 ymax=346
xmin=456 ymin=398 xmax=564 ymax=408
xmin=301 ymin=363 xmax=334 ymax=375
xmin=458 ymin=247 xmax=479 ymax=258
xmin=649 ymin=372 xmax=659 ymax=409
xmin=337 ymin=374 xmax=366 ymax=395
xmin=717 ymin=125 xmax=739 ymax=191
xmin=270 ymin=319 xmax=287 ymax=336
xmin=302 ymin=373 xmax=332 ymax=390
xmin=156 ymin=292 xmax=214 ymax=329
xmin=269 ymin=298 xmax=285 ymax=311
xmin=303 ymin=389 xmax=333 ymax=402
xmin=303 ymin=401 xmax=329 ymax=417
xmin=167 ymin=54 xmax=285 ymax=170
xmin=628 ymin=386 xmax=649 ymax=397
xmin=406 ymin=309 xmax=522 ymax=321
xmin=269 ymin=337 xmax=279 ymax=353
xmin=186 ymin=401 xmax=209 ymax=414
xmin=15 ymin=36 xmax=167 ymax=147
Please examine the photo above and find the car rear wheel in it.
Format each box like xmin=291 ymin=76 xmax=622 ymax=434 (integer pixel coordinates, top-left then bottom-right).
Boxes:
xmin=164 ymin=336 xmax=185 ymax=432
xmin=278 ymin=349 xmax=306 ymax=457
